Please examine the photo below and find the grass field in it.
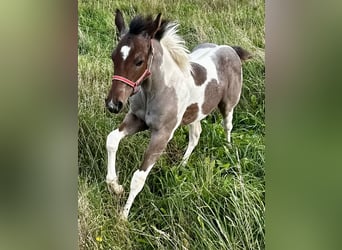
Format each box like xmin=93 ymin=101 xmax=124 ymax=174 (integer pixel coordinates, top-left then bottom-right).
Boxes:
xmin=78 ymin=0 xmax=265 ymax=249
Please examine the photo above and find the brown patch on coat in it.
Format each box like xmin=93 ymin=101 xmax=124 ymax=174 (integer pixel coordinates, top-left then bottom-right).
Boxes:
xmin=190 ymin=62 xmax=207 ymax=86
xmin=202 ymin=79 xmax=222 ymax=114
xmin=181 ymin=103 xmax=199 ymax=125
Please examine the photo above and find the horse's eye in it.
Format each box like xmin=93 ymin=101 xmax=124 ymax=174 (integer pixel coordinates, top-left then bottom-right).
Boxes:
xmin=135 ymin=60 xmax=143 ymax=67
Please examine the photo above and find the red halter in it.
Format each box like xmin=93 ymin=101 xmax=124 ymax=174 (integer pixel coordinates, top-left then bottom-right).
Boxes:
xmin=112 ymin=69 xmax=151 ymax=94
xmin=112 ymin=41 xmax=153 ymax=95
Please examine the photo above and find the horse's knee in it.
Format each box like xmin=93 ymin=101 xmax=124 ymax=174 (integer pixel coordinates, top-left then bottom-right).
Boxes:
xmin=190 ymin=122 xmax=202 ymax=139
xmin=226 ymin=121 xmax=233 ymax=131
xmin=130 ymin=164 xmax=154 ymax=192
xmin=196 ymin=123 xmax=202 ymax=136
xmin=224 ymin=110 xmax=234 ymax=130
xmin=130 ymin=170 xmax=148 ymax=193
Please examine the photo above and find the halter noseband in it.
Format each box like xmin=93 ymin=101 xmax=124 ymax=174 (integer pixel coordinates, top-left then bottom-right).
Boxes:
xmin=112 ymin=40 xmax=154 ymax=95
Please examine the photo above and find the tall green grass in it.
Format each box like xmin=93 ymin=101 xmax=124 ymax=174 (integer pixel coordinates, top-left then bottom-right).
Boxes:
xmin=78 ymin=0 xmax=265 ymax=249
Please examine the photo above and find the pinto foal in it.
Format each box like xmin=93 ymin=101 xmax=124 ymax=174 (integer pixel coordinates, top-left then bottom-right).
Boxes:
xmin=105 ymin=10 xmax=251 ymax=219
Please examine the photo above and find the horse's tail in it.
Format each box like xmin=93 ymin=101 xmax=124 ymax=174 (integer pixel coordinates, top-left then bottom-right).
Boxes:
xmin=232 ymin=46 xmax=253 ymax=62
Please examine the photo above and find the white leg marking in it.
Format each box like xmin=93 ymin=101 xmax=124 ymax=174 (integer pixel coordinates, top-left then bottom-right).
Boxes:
xmin=120 ymin=45 xmax=131 ymax=61
xmin=106 ymin=129 xmax=126 ymax=195
xmin=121 ymin=164 xmax=154 ymax=219
xmin=224 ymin=110 xmax=234 ymax=143
xmin=182 ymin=122 xmax=202 ymax=165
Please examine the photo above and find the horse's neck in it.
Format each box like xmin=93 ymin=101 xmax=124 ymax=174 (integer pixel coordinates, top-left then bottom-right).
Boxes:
xmin=147 ymin=45 xmax=189 ymax=95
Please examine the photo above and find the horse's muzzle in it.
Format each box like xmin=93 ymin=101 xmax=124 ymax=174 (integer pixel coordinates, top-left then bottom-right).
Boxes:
xmin=105 ymin=99 xmax=123 ymax=113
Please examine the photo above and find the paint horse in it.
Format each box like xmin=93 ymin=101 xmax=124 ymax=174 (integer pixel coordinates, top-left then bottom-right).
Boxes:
xmin=105 ymin=10 xmax=251 ymax=219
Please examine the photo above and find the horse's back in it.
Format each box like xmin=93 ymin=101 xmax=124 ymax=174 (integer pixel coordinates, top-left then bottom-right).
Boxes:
xmin=190 ymin=43 xmax=242 ymax=65
xmin=190 ymin=43 xmax=243 ymax=88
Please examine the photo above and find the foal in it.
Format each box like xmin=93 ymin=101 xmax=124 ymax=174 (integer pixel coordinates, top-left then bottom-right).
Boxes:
xmin=105 ymin=10 xmax=251 ymax=219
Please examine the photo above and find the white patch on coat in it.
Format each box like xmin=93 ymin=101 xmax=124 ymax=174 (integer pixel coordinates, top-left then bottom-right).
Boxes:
xmin=120 ymin=45 xmax=131 ymax=61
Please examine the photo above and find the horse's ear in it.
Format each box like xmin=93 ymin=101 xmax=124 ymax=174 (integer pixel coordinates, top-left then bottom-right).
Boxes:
xmin=147 ymin=13 xmax=162 ymax=38
xmin=115 ymin=9 xmax=126 ymax=39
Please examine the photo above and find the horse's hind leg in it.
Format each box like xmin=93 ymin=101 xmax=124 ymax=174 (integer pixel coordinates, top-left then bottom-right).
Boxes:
xmin=224 ymin=109 xmax=234 ymax=143
xmin=182 ymin=121 xmax=202 ymax=165
xmin=219 ymin=102 xmax=236 ymax=143
xmin=106 ymin=113 xmax=147 ymax=195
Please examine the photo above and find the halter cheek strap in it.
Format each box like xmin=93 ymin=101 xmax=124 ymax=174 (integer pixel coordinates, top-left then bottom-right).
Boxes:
xmin=112 ymin=41 xmax=154 ymax=95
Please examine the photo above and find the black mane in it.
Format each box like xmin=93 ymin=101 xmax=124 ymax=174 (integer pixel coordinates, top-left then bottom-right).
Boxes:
xmin=129 ymin=15 xmax=170 ymax=40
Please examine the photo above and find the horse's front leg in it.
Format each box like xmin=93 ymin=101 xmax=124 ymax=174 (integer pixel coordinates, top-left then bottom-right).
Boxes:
xmin=121 ymin=128 xmax=172 ymax=219
xmin=106 ymin=113 xmax=147 ymax=195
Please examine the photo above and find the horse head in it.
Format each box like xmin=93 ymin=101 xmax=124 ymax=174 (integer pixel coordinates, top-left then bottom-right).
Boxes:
xmin=105 ymin=10 xmax=162 ymax=113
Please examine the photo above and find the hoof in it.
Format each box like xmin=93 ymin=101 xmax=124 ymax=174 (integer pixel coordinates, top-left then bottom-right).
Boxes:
xmin=106 ymin=180 xmax=124 ymax=195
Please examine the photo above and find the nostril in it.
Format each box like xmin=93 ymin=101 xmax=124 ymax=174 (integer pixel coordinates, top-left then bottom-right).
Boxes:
xmin=117 ymin=101 xmax=123 ymax=110
xmin=105 ymin=99 xmax=123 ymax=113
